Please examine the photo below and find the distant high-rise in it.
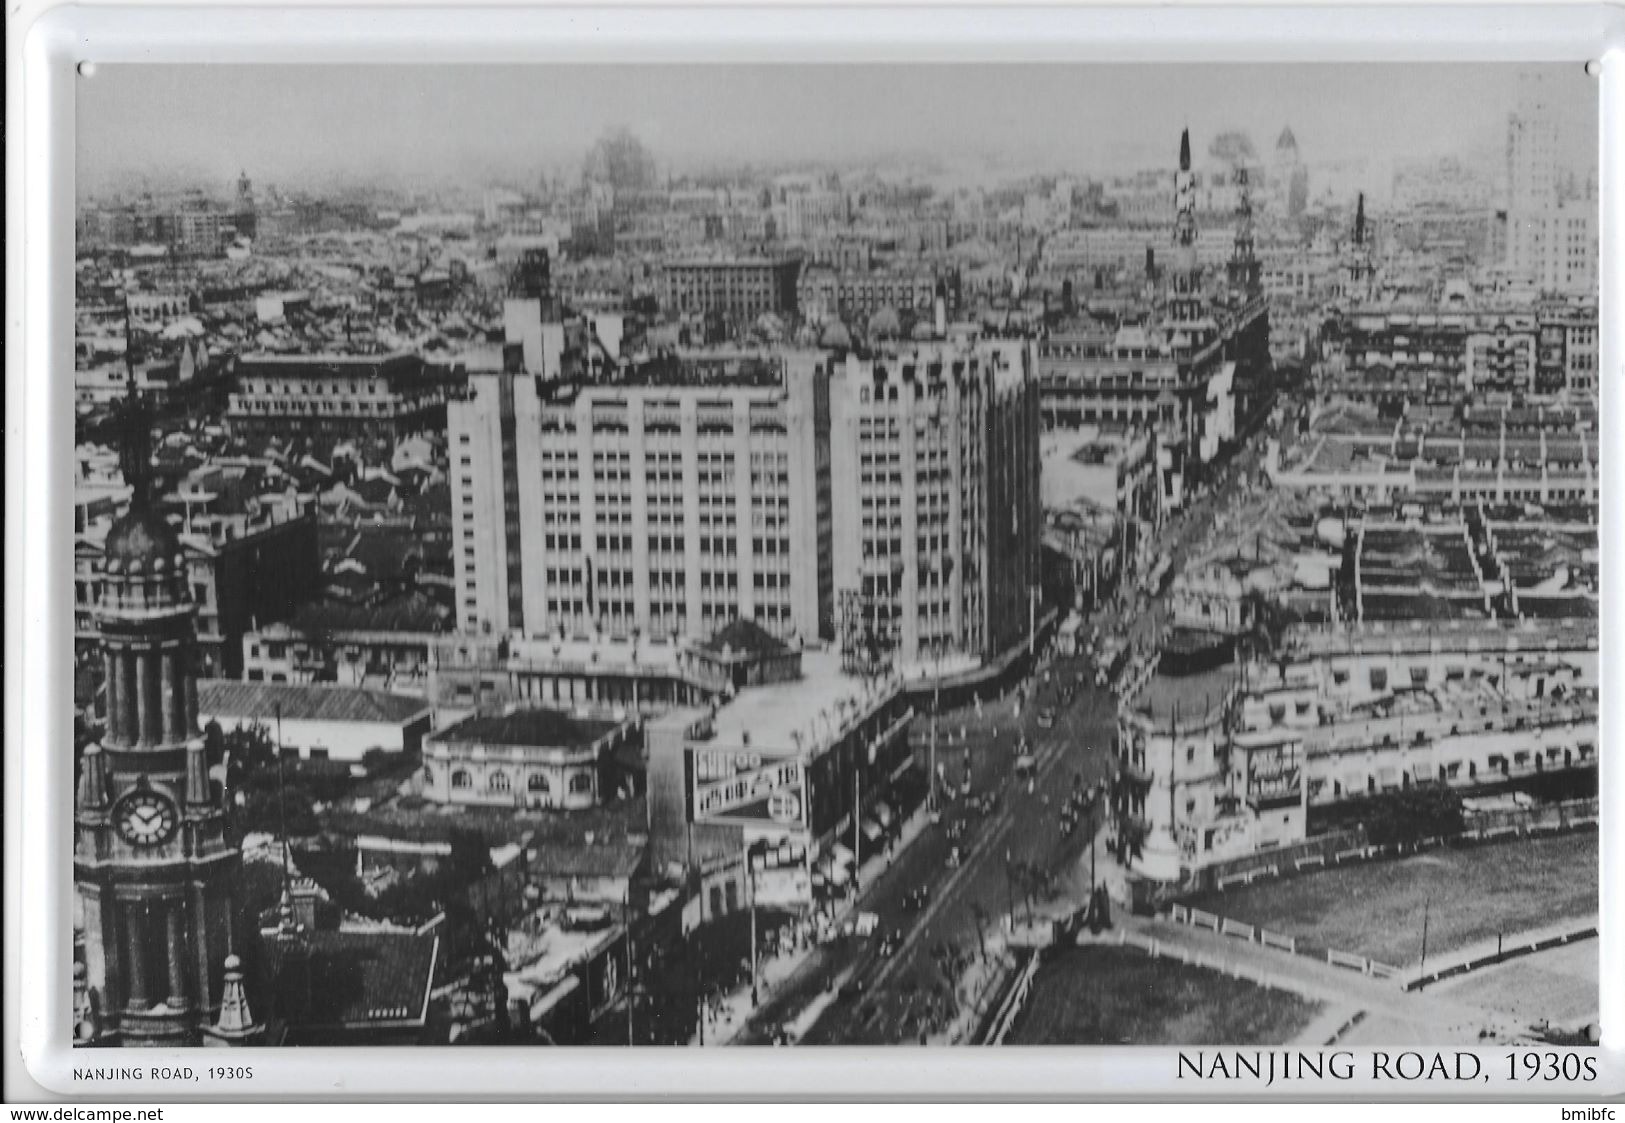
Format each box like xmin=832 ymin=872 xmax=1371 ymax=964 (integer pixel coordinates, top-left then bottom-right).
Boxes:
xmin=232 ymin=170 xmax=256 ymax=239
xmin=1504 ymin=69 xmax=1595 ymax=294
xmin=1507 ymin=71 xmax=1560 ymax=211
xmin=1270 ymin=126 xmax=1309 ymax=219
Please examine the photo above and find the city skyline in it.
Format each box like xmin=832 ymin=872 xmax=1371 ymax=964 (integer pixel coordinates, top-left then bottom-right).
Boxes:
xmin=79 ymin=62 xmax=1597 ymax=195
xmin=61 ymin=57 xmax=1601 ymax=1060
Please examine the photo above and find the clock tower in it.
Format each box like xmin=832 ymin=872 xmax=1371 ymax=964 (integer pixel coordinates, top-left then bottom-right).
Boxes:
xmin=75 ymin=390 xmax=242 ymax=1047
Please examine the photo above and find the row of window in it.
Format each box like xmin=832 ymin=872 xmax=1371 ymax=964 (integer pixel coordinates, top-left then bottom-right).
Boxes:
xmin=445 ymin=768 xmax=593 ymax=794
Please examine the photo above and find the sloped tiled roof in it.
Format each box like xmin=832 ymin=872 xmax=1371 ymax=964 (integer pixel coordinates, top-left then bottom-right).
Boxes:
xmin=197 ymin=678 xmax=430 ymax=725
xmin=290 ymin=592 xmax=452 ymax=634
xmin=260 ymin=927 xmax=439 ymax=1029
xmin=694 ymin=616 xmax=791 ymax=661
xmin=434 ymin=708 xmax=622 ymax=749
xmin=528 ymin=838 xmax=646 ymax=880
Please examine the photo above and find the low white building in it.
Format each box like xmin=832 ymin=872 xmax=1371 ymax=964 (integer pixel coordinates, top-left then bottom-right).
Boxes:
xmin=196 ymin=678 xmax=433 ymax=764
xmin=422 ymin=708 xmax=636 ymax=811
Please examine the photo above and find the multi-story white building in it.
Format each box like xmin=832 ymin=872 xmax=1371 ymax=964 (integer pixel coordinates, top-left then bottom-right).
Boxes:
xmin=1503 ymin=70 xmax=1597 ymax=295
xmin=827 ymin=342 xmax=1042 ymax=670
xmin=448 ymin=352 xmax=832 ymax=645
xmin=1505 ymin=202 xmax=1597 ymax=296
xmin=422 ymin=708 xmax=637 ymax=810
xmin=1117 ymin=618 xmax=1598 ymax=881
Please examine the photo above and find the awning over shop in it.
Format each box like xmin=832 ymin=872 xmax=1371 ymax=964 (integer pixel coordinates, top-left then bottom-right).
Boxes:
xmin=830 ymin=842 xmax=855 ymax=867
xmin=861 ymin=818 xmax=883 ymax=842
xmin=874 ymin=803 xmax=895 ymax=828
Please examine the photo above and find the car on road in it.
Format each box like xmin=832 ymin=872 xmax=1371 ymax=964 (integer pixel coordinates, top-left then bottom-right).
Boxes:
xmin=878 ymin=929 xmax=903 ymax=958
xmin=847 ymin=911 xmax=879 ymax=938
xmin=946 ymin=846 xmax=963 ymax=869
xmin=1015 ymin=749 xmax=1037 ymax=775
xmin=903 ymin=887 xmax=930 ymax=912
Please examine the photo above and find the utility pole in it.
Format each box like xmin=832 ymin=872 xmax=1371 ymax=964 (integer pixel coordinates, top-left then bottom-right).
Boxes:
xmin=275 ymin=703 xmax=291 ymax=891
xmin=1420 ymin=894 xmax=1431 ymax=974
xmin=624 ymin=883 xmax=636 ymax=1045
xmin=1029 ymin=584 xmax=1038 ymax=657
xmin=852 ymin=759 xmax=862 ymax=891
xmin=746 ymin=838 xmax=758 ymax=1008
xmin=1004 ymin=849 xmax=1015 ymax=927
xmin=688 ymin=823 xmax=704 ymax=1047
xmin=929 ymin=665 xmax=940 ymax=817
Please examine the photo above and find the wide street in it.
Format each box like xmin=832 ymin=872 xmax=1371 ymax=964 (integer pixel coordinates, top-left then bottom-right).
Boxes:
xmin=733 ymin=653 xmax=1118 ymax=1045
xmin=729 ymin=417 xmax=1280 ymax=1046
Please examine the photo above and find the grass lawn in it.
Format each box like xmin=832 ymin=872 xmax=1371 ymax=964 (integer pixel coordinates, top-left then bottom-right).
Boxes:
xmin=1006 ymin=945 xmax=1322 ymax=1045
xmin=1183 ymin=831 xmax=1597 ymax=968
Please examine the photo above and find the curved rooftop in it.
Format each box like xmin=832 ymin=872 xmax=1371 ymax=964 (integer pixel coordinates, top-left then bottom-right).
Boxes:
xmin=102 ymin=505 xmax=183 ymax=573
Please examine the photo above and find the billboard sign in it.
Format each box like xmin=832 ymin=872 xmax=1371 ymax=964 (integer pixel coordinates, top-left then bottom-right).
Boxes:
xmin=687 ymin=746 xmax=808 ymax=831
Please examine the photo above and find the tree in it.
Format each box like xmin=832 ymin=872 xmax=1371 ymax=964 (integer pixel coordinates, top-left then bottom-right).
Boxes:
xmin=584 ymin=128 xmax=657 ymax=192
xmin=219 ymin=721 xmax=277 ymax=788
xmin=1357 ymin=786 xmax=1464 ymax=847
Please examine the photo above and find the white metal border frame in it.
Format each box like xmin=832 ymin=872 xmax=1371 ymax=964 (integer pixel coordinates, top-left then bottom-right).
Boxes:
xmin=7 ymin=1 xmax=1624 ymax=1101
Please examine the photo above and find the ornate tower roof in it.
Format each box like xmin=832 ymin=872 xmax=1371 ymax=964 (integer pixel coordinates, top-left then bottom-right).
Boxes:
xmin=98 ymin=389 xmax=190 ymax=615
xmin=1276 ymin=126 xmax=1299 ymax=153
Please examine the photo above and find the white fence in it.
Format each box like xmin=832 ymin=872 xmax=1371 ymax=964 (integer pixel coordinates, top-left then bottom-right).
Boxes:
xmin=1117 ymin=929 xmax=1291 ymax=994
xmin=1166 ymin=904 xmax=1295 ymax=954
xmin=983 ymin=952 xmax=1041 ymax=1046
xmin=1324 ymin=947 xmax=1400 ymax=977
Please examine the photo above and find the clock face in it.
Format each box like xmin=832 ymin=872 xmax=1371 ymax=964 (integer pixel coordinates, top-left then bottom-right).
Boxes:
xmin=115 ymin=792 xmax=178 ymax=847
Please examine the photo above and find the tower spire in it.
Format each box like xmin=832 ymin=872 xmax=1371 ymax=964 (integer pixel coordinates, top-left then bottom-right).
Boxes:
xmin=1169 ymin=127 xmax=1202 ymax=323
xmin=202 ymin=954 xmax=265 ymax=1046
xmin=116 ymin=383 xmax=156 ymax=511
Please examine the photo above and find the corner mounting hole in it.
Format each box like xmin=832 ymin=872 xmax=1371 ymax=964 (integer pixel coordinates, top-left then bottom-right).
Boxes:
xmin=1584 ymin=59 xmax=1599 ymax=77
xmin=77 ymin=61 xmax=96 ymax=78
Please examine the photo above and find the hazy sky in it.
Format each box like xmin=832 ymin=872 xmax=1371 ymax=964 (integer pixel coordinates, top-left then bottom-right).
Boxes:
xmin=78 ymin=63 xmax=1597 ymax=194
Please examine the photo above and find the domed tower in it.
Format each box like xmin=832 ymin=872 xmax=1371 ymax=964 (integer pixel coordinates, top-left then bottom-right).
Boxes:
xmin=74 ymin=389 xmax=241 ymax=1047
xmin=1273 ymin=126 xmax=1309 ymax=219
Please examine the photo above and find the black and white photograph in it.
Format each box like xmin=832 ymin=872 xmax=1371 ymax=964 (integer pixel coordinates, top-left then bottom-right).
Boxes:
xmin=66 ymin=59 xmax=1601 ymax=1054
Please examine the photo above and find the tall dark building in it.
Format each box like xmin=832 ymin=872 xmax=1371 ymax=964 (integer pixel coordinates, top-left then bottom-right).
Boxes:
xmin=74 ymin=391 xmax=245 ymax=1047
xmin=1226 ymin=165 xmax=1262 ymax=303
xmin=233 ymin=170 xmax=257 ymax=240
xmin=509 ymin=247 xmax=553 ymax=304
